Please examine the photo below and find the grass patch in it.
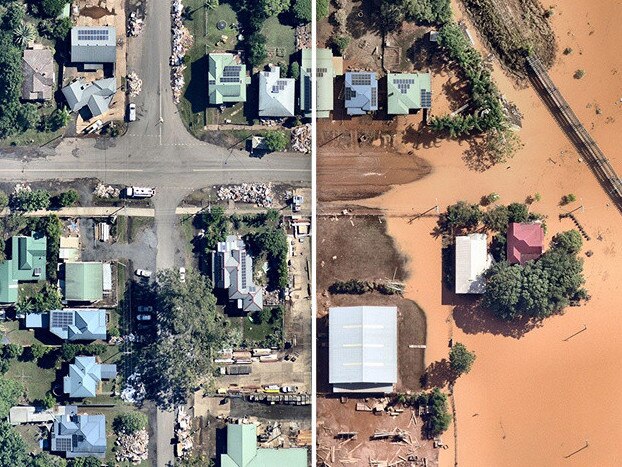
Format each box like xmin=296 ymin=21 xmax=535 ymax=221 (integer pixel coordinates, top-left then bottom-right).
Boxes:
xmin=0 ymin=103 xmax=65 ymax=148
xmin=242 ymin=315 xmax=274 ymax=342
xmin=260 ymin=16 xmax=296 ymax=69
xmin=128 ymin=217 xmax=154 ymax=243
xmin=15 ymin=424 xmax=43 ymax=454
xmin=5 ymin=360 xmax=56 ymax=403
xmin=115 ymin=216 xmax=129 ymax=243
xmin=206 ymin=3 xmax=240 ymax=49
xmin=0 ymin=320 xmax=42 ymax=347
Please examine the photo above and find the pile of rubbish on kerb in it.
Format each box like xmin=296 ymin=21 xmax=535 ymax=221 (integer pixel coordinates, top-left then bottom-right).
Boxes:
xmin=216 ymin=183 xmax=274 ymax=207
xmin=13 ymin=183 xmax=31 ymax=195
xmin=175 ymin=407 xmax=193 ymax=459
xmin=93 ymin=183 xmax=120 ymax=199
xmin=291 ymin=124 xmax=311 ymax=153
xmin=115 ymin=429 xmax=149 ymax=464
xmin=121 ymin=374 xmax=146 ymax=404
xmin=170 ymin=0 xmax=194 ymax=103
xmin=128 ymin=11 xmax=144 ymax=36
xmin=295 ymin=24 xmax=311 ymax=51
xmin=127 ymin=72 xmax=143 ymax=97
xmin=263 ymin=289 xmax=281 ymax=306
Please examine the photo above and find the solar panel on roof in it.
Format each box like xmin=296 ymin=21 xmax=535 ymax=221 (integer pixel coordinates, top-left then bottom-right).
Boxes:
xmin=55 ymin=438 xmax=72 ymax=451
xmin=51 ymin=311 xmax=74 ymax=330
xmin=77 ymin=29 xmax=110 ymax=42
xmin=220 ymin=77 xmax=240 ymax=83
xmin=271 ymin=80 xmax=288 ymax=93
xmin=351 ymin=74 xmax=372 ymax=86
xmin=345 ymin=87 xmax=357 ymax=100
xmin=421 ymin=90 xmax=432 ymax=108
xmin=222 ymin=65 xmax=241 ymax=77
xmin=371 ymin=88 xmax=378 ymax=108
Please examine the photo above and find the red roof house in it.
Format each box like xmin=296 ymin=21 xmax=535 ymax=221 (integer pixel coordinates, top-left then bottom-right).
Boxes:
xmin=507 ymin=222 xmax=544 ymax=265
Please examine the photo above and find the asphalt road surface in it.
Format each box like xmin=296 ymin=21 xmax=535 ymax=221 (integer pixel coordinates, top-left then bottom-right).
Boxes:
xmin=0 ymin=0 xmax=310 ymax=464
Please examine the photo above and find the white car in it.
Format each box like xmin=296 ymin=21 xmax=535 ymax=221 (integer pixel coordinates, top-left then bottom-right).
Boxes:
xmin=281 ymin=386 xmax=298 ymax=393
xmin=179 ymin=267 xmax=186 ymax=283
xmin=136 ymin=314 xmax=152 ymax=321
xmin=128 ymin=103 xmax=136 ymax=122
xmin=135 ymin=269 xmax=152 ymax=278
xmin=137 ymin=306 xmax=153 ymax=313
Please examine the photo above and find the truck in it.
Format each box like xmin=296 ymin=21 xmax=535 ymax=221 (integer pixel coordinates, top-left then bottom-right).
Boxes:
xmin=124 ymin=186 xmax=155 ymax=198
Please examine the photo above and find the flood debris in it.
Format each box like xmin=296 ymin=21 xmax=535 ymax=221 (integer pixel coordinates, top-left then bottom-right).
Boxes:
xmin=170 ymin=0 xmax=194 ymax=103
xmin=127 ymin=72 xmax=143 ymax=97
xmin=93 ymin=183 xmax=120 ymax=199
xmin=115 ymin=429 xmax=149 ymax=464
xmin=128 ymin=11 xmax=144 ymax=37
xmin=291 ymin=124 xmax=312 ymax=153
xmin=216 ymin=183 xmax=274 ymax=207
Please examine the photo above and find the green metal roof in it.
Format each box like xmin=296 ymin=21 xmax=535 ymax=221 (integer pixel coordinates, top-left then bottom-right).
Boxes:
xmin=64 ymin=262 xmax=103 ymax=302
xmin=208 ymin=53 xmax=249 ymax=105
xmin=11 ymin=234 xmax=47 ymax=281
xmin=387 ymin=72 xmax=432 ymax=115
xmin=221 ymin=424 xmax=307 ymax=467
xmin=300 ymin=48 xmax=337 ymax=119
xmin=0 ymin=261 xmax=18 ymax=303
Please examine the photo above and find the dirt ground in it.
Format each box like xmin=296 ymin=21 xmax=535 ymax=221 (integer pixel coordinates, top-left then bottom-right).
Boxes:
xmin=317 ymin=398 xmax=439 ymax=467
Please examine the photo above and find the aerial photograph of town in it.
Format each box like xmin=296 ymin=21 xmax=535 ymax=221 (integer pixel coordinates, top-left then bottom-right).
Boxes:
xmin=0 ymin=0 xmax=312 ymax=466
xmin=316 ymin=0 xmax=621 ymax=467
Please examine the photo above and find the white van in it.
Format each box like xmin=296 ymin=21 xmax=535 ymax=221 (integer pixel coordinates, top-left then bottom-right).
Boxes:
xmin=125 ymin=186 xmax=155 ymax=198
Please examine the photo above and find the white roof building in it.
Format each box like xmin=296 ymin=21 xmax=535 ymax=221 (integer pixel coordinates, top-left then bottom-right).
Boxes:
xmin=454 ymin=233 xmax=492 ymax=294
xmin=258 ymin=66 xmax=295 ymax=117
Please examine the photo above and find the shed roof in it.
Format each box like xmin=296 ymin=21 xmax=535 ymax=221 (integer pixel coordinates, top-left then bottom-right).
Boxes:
xmin=300 ymin=48 xmax=338 ymax=118
xmin=70 ymin=27 xmax=117 ymax=64
xmin=208 ymin=53 xmax=249 ymax=105
xmin=64 ymin=262 xmax=103 ymax=302
xmin=387 ymin=72 xmax=432 ymax=115
xmin=507 ymin=222 xmax=544 ymax=265
xmin=329 ymin=306 xmax=397 ymax=393
xmin=258 ymin=67 xmax=295 ymax=117
xmin=455 ymin=233 xmax=491 ymax=294
xmin=344 ymin=72 xmax=378 ymax=115
xmin=22 ymin=47 xmax=55 ymax=101
xmin=0 ymin=261 xmax=18 ymax=304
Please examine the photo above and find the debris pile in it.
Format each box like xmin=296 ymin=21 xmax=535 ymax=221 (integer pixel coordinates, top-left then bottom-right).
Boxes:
xmin=175 ymin=407 xmax=193 ymax=459
xmin=13 ymin=184 xmax=31 ymax=195
xmin=115 ymin=429 xmax=149 ymax=464
xmin=295 ymin=24 xmax=311 ymax=50
xmin=120 ymin=374 xmax=146 ymax=404
xmin=263 ymin=289 xmax=281 ymax=306
xmin=170 ymin=0 xmax=194 ymax=103
xmin=93 ymin=183 xmax=120 ymax=199
xmin=128 ymin=11 xmax=144 ymax=36
xmin=291 ymin=124 xmax=311 ymax=153
xmin=127 ymin=72 xmax=143 ymax=97
xmin=216 ymin=183 xmax=274 ymax=207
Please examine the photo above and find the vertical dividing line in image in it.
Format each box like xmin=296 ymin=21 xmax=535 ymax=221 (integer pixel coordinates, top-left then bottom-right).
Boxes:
xmin=311 ymin=0 xmax=318 ymax=464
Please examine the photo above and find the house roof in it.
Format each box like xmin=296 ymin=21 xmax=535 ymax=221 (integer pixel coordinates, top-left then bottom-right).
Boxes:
xmin=63 ymin=356 xmax=117 ymax=398
xmin=64 ymin=262 xmax=103 ymax=302
xmin=455 ymin=233 xmax=491 ymax=294
xmin=0 ymin=261 xmax=18 ymax=304
xmin=344 ymin=72 xmax=378 ymax=115
xmin=300 ymin=48 xmax=339 ymax=118
xmin=258 ymin=67 xmax=295 ymax=117
xmin=507 ymin=222 xmax=544 ymax=265
xmin=51 ymin=406 xmax=107 ymax=458
xmin=212 ymin=236 xmax=263 ymax=313
xmin=208 ymin=53 xmax=249 ymax=105
xmin=329 ymin=306 xmax=397 ymax=393
xmin=11 ymin=234 xmax=47 ymax=281
xmin=221 ymin=423 xmax=307 ymax=467
xmin=22 ymin=47 xmax=55 ymax=101
xmin=70 ymin=27 xmax=116 ymax=64
xmin=387 ymin=72 xmax=432 ymax=115
xmin=49 ymin=309 xmax=107 ymax=341
xmin=62 ymin=78 xmax=116 ymax=117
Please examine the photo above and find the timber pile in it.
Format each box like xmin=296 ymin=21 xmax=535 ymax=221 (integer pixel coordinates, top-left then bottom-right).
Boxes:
xmin=291 ymin=124 xmax=311 ymax=153
xmin=295 ymin=24 xmax=311 ymax=50
xmin=93 ymin=183 xmax=120 ymax=199
xmin=115 ymin=429 xmax=149 ymax=464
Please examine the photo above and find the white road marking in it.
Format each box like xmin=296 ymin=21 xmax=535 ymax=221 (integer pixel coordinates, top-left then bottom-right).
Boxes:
xmin=1 ymin=169 xmax=144 ymax=173
xmin=192 ymin=168 xmax=309 ymax=173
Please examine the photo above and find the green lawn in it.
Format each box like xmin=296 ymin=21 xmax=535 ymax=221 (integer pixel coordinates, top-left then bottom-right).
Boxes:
xmin=260 ymin=16 xmax=296 ymax=70
xmin=5 ymin=360 xmax=56 ymax=403
xmin=243 ymin=315 xmax=274 ymax=342
xmin=206 ymin=3 xmax=240 ymax=50
xmin=114 ymin=216 xmax=129 ymax=243
xmin=15 ymin=424 xmax=43 ymax=454
xmin=128 ymin=217 xmax=155 ymax=243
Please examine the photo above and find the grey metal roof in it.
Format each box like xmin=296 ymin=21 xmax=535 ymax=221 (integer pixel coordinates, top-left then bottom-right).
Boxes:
xmin=51 ymin=406 xmax=106 ymax=458
xmin=63 ymin=356 xmax=117 ymax=398
xmin=258 ymin=67 xmax=295 ymax=117
xmin=49 ymin=309 xmax=107 ymax=341
xmin=70 ymin=27 xmax=116 ymax=64
xmin=344 ymin=72 xmax=379 ymax=115
xmin=62 ymin=78 xmax=116 ymax=117
xmin=329 ymin=306 xmax=397 ymax=393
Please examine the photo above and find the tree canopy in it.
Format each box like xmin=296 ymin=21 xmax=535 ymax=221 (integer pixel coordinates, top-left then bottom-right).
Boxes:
xmin=259 ymin=0 xmax=290 ymax=16
xmin=139 ymin=269 xmax=231 ymax=407
xmin=292 ymin=0 xmax=312 ymax=23
xmin=439 ymin=201 xmax=482 ymax=232
xmin=449 ymin=343 xmax=476 ymax=376
xmin=113 ymin=412 xmax=148 ymax=434
xmin=10 ymin=189 xmax=51 ymax=212
xmin=0 ymin=421 xmax=28 ymax=466
xmin=30 ymin=452 xmax=67 ymax=467
xmin=0 ymin=378 xmax=24 ymax=420
xmin=416 ymin=388 xmax=452 ymax=437
xmin=263 ymin=131 xmax=288 ymax=152
xmin=200 ymin=205 xmax=228 ymax=251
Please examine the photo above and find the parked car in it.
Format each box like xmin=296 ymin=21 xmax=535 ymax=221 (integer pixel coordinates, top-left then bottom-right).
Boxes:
xmin=137 ymin=306 xmax=153 ymax=313
xmin=127 ymin=103 xmax=136 ymax=122
xmin=136 ymin=314 xmax=152 ymax=321
xmin=84 ymin=119 xmax=103 ymax=134
xmin=125 ymin=186 xmax=155 ymax=198
xmin=179 ymin=267 xmax=186 ymax=283
xmin=135 ymin=269 xmax=152 ymax=278
xmin=281 ymin=386 xmax=298 ymax=393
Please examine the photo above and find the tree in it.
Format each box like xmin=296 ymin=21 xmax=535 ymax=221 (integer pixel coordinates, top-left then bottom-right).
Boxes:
xmin=113 ymin=412 xmax=147 ymax=434
xmin=293 ymin=0 xmax=312 ymax=23
xmin=56 ymin=190 xmax=79 ymax=207
xmin=37 ymin=392 xmax=56 ymax=410
xmin=507 ymin=202 xmax=529 ymax=223
xmin=330 ymin=35 xmax=350 ymax=56
xmin=0 ymin=190 xmax=8 ymax=210
xmin=11 ymin=189 xmax=51 ymax=212
xmin=39 ymin=0 xmax=68 ymax=18
xmin=551 ymin=230 xmax=582 ymax=255
xmin=259 ymin=0 xmax=290 ymax=16
xmin=0 ymin=378 xmax=24 ymax=419
xmin=38 ymin=17 xmax=72 ymax=41
xmin=289 ymin=62 xmax=300 ymax=80
xmin=3 ymin=2 xmax=25 ymax=31
xmin=30 ymin=452 xmax=67 ymax=467
xmin=263 ymin=131 xmax=288 ymax=152
xmin=449 ymin=343 xmax=476 ymax=376
xmin=246 ymin=32 xmax=267 ymax=68
xmin=200 ymin=205 xmax=228 ymax=251
xmin=483 ymin=205 xmax=509 ymax=232
xmin=0 ymin=421 xmax=28 ymax=466
xmin=2 ymin=343 xmax=22 ymax=360
xmin=316 ymin=0 xmax=329 ymax=20
xmin=69 ymin=458 xmax=102 ymax=467
xmin=416 ymin=388 xmax=451 ymax=437
xmin=29 ymin=342 xmax=49 ymax=361
xmin=560 ymin=193 xmax=577 ymax=205
xmin=47 ymin=108 xmax=70 ymax=131
xmin=13 ymin=22 xmax=36 ymax=48
xmin=440 ymin=201 xmax=482 ymax=232
xmin=380 ymin=0 xmax=405 ymax=31
xmin=138 ymin=269 xmax=231 ymax=407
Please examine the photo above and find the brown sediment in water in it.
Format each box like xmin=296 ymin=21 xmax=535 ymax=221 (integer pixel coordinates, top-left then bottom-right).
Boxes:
xmin=80 ymin=6 xmax=116 ymax=20
xmin=352 ymin=1 xmax=622 ymax=466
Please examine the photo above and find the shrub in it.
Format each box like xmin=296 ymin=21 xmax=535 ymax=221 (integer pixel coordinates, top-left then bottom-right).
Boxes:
xmin=416 ymin=388 xmax=452 ymax=437
xmin=2 ymin=344 xmax=22 ymax=360
xmin=292 ymin=0 xmax=312 ymax=23
xmin=246 ymin=32 xmax=267 ymax=68
xmin=573 ymin=69 xmax=585 ymax=79
xmin=329 ymin=279 xmax=370 ymax=295
xmin=560 ymin=193 xmax=577 ymax=205
xmin=56 ymin=190 xmax=79 ymax=208
xmin=330 ymin=35 xmax=350 ymax=56
xmin=39 ymin=0 xmax=68 ymax=18
xmin=449 ymin=343 xmax=476 ymax=376
xmin=113 ymin=412 xmax=148 ymax=435
xmin=0 ymin=191 xmax=8 ymax=210
xmin=563 ymin=47 xmax=573 ymax=55
xmin=316 ymin=0 xmax=329 ymax=20
xmin=10 ymin=189 xmax=51 ymax=212
xmin=289 ymin=62 xmax=300 ymax=80
xmin=29 ymin=342 xmax=49 ymax=361
xmin=263 ymin=131 xmax=288 ymax=152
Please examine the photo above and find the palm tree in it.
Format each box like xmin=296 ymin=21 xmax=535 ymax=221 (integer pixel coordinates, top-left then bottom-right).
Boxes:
xmin=13 ymin=22 xmax=36 ymax=48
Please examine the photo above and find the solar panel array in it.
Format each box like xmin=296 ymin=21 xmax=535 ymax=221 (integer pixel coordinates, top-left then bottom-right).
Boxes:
xmin=304 ymin=77 xmax=312 ymax=109
xmin=345 ymin=87 xmax=357 ymax=100
xmin=77 ymin=29 xmax=110 ymax=42
xmin=421 ymin=89 xmax=432 ymax=108
xmin=371 ymin=88 xmax=378 ymax=108
xmin=209 ymin=79 xmax=216 ymax=85
xmin=350 ymin=74 xmax=372 ymax=86
xmin=52 ymin=311 xmax=74 ymax=330
xmin=317 ymin=67 xmax=328 ymax=78
xmin=393 ymin=77 xmax=416 ymax=94
xmin=54 ymin=438 xmax=72 ymax=451
xmin=271 ymin=80 xmax=288 ymax=94
xmin=220 ymin=65 xmax=241 ymax=83
xmin=240 ymin=251 xmax=247 ymax=289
